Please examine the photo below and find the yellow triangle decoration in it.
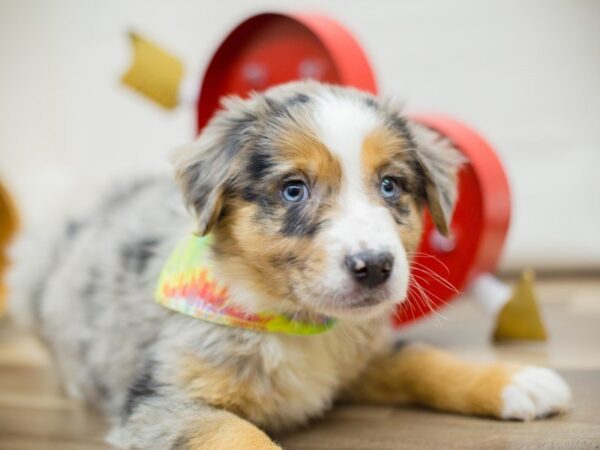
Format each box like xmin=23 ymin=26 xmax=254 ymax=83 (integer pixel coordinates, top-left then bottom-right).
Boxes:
xmin=121 ymin=31 xmax=184 ymax=109
xmin=493 ymin=269 xmax=547 ymax=342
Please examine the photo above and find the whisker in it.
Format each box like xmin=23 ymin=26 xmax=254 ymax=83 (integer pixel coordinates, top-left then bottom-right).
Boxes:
xmin=407 ymin=251 xmax=451 ymax=275
xmin=411 ymin=273 xmax=453 ymax=308
xmin=408 ymin=274 xmax=450 ymax=326
xmin=409 ymin=265 xmax=459 ymax=294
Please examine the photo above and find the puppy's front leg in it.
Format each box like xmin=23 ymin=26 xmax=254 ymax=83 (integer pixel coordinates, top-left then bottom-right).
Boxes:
xmin=109 ymin=395 xmax=281 ymax=450
xmin=343 ymin=343 xmax=571 ymax=420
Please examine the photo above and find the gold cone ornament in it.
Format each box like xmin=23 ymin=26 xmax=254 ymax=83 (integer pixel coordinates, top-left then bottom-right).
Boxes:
xmin=493 ymin=269 xmax=547 ymax=342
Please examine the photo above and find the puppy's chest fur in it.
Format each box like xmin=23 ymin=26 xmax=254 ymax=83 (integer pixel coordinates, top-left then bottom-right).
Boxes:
xmin=165 ymin=319 xmax=388 ymax=430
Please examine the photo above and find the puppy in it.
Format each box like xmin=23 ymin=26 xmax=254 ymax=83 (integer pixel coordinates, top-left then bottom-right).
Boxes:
xmin=9 ymin=81 xmax=571 ymax=449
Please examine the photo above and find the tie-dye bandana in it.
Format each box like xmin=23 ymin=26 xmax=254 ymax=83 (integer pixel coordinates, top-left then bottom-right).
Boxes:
xmin=156 ymin=235 xmax=335 ymax=335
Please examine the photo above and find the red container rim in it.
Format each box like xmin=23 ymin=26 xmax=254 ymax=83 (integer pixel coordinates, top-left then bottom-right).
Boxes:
xmin=196 ymin=12 xmax=377 ymax=132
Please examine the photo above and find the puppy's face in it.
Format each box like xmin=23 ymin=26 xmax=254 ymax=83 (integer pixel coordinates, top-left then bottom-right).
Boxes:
xmin=175 ymin=82 xmax=461 ymax=320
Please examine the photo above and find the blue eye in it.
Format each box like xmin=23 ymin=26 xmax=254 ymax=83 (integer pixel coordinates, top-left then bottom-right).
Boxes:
xmin=380 ymin=177 xmax=400 ymax=199
xmin=282 ymin=180 xmax=309 ymax=203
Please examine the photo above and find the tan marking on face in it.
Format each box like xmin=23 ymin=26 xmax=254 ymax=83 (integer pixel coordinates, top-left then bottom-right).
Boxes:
xmin=401 ymin=197 xmax=424 ymax=256
xmin=362 ymin=127 xmax=411 ymax=179
xmin=213 ymin=197 xmax=329 ymax=308
xmin=361 ymin=127 xmax=424 ymax=256
xmin=275 ymin=127 xmax=342 ymax=189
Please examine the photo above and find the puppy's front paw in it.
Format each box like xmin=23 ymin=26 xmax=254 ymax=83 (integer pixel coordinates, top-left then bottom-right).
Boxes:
xmin=500 ymin=366 xmax=571 ymax=420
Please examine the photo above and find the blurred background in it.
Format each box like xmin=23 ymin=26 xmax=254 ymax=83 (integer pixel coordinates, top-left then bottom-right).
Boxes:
xmin=1 ymin=0 xmax=599 ymax=273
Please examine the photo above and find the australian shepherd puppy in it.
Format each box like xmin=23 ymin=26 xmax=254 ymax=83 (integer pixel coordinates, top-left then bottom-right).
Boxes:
xmin=9 ymin=81 xmax=570 ymax=449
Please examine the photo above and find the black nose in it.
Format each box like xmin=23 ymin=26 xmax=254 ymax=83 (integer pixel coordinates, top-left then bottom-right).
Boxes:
xmin=345 ymin=251 xmax=394 ymax=288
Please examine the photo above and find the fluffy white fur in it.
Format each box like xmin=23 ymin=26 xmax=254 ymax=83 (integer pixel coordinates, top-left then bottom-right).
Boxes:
xmin=501 ymin=366 xmax=572 ymax=420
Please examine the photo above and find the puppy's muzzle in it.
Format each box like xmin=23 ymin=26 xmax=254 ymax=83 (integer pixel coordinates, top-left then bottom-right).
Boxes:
xmin=345 ymin=251 xmax=394 ymax=288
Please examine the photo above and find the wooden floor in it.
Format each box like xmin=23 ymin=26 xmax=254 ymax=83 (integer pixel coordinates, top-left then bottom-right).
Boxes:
xmin=1 ymin=277 xmax=599 ymax=449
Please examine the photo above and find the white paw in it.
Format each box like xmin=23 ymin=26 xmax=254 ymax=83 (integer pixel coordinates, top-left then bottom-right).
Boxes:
xmin=501 ymin=366 xmax=572 ymax=421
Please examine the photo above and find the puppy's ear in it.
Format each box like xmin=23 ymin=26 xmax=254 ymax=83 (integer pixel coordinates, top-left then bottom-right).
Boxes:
xmin=408 ymin=122 xmax=464 ymax=237
xmin=171 ymin=96 xmax=265 ymax=235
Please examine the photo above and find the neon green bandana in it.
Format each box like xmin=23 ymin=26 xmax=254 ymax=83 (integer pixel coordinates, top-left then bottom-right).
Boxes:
xmin=155 ymin=235 xmax=335 ymax=335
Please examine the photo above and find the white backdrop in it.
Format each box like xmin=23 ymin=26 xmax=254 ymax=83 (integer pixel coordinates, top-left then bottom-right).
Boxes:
xmin=1 ymin=0 xmax=599 ymax=271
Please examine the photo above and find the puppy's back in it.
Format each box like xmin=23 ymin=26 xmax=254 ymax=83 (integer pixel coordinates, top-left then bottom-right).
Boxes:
xmin=7 ymin=175 xmax=187 ymax=413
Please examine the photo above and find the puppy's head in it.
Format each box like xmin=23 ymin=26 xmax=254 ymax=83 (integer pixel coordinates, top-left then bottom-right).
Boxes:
xmin=174 ymin=81 xmax=462 ymax=320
